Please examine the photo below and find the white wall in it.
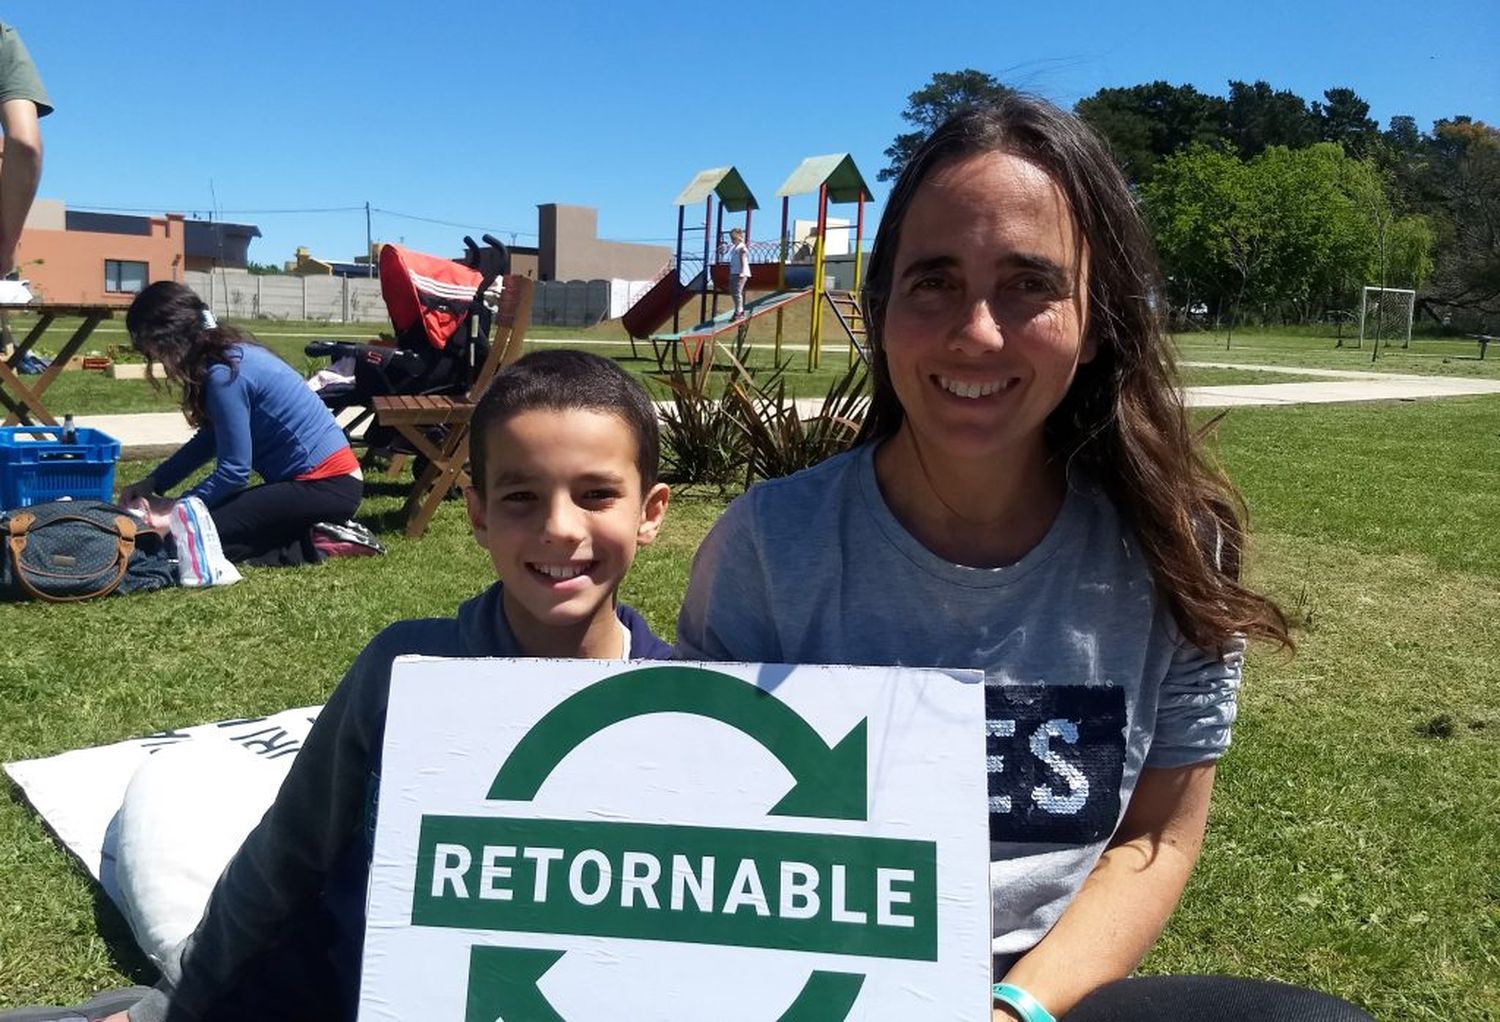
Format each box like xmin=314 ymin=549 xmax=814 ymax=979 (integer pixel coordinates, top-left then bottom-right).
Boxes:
xmin=186 ymin=269 xmax=386 ymax=323
xmin=187 ymin=270 xmax=660 ymax=329
xmin=792 ymin=217 xmax=852 ymax=256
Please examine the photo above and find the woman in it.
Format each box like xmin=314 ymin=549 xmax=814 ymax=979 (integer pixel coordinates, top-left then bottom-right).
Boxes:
xmin=678 ymin=97 xmax=1371 ymax=1021
xmin=119 ymin=281 xmax=362 ymax=566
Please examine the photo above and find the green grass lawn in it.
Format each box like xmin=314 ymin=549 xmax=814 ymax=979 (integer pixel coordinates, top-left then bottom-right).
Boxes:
xmin=1177 ymin=326 xmax=1500 ymax=381
xmin=1178 ymin=366 xmax=1313 ymax=387
xmin=3 ymin=390 xmax=1498 ymax=1016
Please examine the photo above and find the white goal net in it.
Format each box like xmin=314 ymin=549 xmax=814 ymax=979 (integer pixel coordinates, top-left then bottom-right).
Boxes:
xmin=1358 ymin=286 xmax=1415 ymax=351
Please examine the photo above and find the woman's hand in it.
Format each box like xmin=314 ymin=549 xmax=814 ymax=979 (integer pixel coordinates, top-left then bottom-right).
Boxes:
xmin=143 ymin=494 xmax=176 ymax=537
xmin=118 ymin=477 xmax=156 ymax=514
xmin=96 ymin=1013 xmax=129 ymax=1022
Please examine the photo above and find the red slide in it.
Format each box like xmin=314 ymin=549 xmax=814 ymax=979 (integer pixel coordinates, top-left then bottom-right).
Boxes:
xmin=622 ymin=270 xmax=703 ymax=340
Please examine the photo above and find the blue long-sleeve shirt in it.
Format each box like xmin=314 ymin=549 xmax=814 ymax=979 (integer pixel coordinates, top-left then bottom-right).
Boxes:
xmin=149 ymin=344 xmax=350 ymax=507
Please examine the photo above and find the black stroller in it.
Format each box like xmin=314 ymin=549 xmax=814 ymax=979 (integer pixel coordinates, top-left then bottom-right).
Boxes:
xmin=306 ymin=235 xmax=509 ymax=450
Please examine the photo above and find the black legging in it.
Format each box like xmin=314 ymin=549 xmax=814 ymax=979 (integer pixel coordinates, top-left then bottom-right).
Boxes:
xmin=1063 ymin=975 xmax=1374 ymax=1021
xmin=207 ymin=473 xmax=362 ymax=566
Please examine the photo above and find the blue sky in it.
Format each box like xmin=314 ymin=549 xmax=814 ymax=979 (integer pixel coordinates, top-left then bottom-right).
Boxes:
xmin=13 ymin=0 xmax=1497 ymax=267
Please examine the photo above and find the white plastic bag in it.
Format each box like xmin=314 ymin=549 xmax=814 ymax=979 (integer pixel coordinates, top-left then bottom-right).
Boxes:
xmin=168 ymin=496 xmax=241 ymax=587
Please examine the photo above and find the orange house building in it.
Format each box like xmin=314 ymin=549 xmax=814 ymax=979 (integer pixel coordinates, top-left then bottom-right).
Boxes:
xmin=13 ymin=200 xmax=186 ymax=306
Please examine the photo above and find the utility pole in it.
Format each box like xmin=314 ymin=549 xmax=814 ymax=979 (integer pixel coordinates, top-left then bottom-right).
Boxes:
xmin=366 ymin=201 xmax=374 ymax=277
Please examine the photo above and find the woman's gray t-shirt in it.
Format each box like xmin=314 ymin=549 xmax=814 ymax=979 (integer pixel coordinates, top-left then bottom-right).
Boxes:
xmin=676 ymin=443 xmax=1242 ymax=968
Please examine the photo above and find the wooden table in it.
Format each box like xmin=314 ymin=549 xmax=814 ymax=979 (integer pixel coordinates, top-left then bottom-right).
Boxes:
xmin=0 ymin=303 xmax=119 ymax=426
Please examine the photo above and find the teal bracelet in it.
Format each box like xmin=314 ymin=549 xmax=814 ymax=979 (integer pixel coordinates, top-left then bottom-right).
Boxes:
xmin=992 ymin=983 xmax=1057 ymax=1022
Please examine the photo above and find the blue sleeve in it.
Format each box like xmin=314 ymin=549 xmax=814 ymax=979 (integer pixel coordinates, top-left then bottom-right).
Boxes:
xmin=1145 ymin=625 xmax=1243 ymax=769
xmin=184 ymin=364 xmax=254 ymax=507
xmin=675 ymin=493 xmax=782 ymax=662
xmin=148 ymin=428 xmax=216 ymax=494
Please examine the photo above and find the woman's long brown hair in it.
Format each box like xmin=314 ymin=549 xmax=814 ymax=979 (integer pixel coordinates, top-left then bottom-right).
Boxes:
xmin=125 ymin=280 xmax=254 ymax=428
xmin=857 ymin=97 xmax=1290 ymax=654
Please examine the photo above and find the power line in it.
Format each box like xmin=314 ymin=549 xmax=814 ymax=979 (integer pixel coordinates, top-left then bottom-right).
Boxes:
xmin=68 ymin=201 xmax=555 ymax=243
xmin=70 ymin=202 xmax=366 ymax=216
xmin=369 ymin=206 xmax=537 ymax=240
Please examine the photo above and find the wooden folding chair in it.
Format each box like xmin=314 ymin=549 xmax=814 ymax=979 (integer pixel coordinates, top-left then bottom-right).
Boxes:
xmin=372 ymin=275 xmax=534 ymax=538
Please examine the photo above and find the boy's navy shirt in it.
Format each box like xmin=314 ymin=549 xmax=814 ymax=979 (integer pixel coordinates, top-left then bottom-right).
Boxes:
xmin=130 ymin=581 xmax=671 ymax=1022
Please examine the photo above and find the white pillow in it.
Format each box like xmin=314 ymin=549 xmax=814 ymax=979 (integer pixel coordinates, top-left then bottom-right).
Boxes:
xmin=114 ymin=737 xmax=296 ymax=968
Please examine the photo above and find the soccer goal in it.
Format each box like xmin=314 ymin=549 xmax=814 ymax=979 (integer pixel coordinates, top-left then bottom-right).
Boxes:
xmin=1357 ymin=286 xmax=1416 ymax=351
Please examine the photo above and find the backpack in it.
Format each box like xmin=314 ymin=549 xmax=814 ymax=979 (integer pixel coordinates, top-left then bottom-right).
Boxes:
xmin=1 ymin=498 xmax=138 ymax=603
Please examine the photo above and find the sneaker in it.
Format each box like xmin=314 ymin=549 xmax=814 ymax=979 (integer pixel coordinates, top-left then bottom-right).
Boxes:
xmin=0 ymin=278 xmax=33 ymax=305
xmin=312 ymin=519 xmax=385 ymax=558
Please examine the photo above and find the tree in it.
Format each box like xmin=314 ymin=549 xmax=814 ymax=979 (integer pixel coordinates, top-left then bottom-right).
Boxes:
xmin=1074 ymin=81 xmax=1226 ymax=183
xmin=1145 ymin=143 xmax=1393 ymax=328
xmin=879 ymin=70 xmax=1016 ymax=182
xmin=1423 ymin=119 xmax=1500 ymax=327
xmin=1313 ymin=87 xmax=1379 ymax=158
xmin=1223 ymin=80 xmax=1318 ymax=158
xmin=1388 ymin=215 xmax=1436 ymax=290
xmin=1383 ymin=115 xmax=1422 ymax=158
xmin=1143 ymin=144 xmax=1256 ymax=327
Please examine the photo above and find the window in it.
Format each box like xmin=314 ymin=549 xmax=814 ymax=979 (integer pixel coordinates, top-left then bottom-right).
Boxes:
xmin=104 ymin=259 xmax=148 ymax=294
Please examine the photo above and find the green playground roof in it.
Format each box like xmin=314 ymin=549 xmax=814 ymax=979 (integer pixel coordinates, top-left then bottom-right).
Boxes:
xmin=774 ymin=154 xmax=872 ymax=203
xmin=673 ymin=166 xmax=759 ymax=211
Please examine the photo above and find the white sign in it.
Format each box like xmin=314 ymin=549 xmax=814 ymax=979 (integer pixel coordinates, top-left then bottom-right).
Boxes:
xmin=360 ymin=659 xmax=990 ymax=1021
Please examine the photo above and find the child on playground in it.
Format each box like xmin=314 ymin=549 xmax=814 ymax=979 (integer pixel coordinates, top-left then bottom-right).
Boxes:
xmin=728 ymin=226 xmax=751 ymax=318
xmin=77 ymin=350 xmax=671 ymax=1022
xmin=677 ymin=99 xmax=1371 ymax=1021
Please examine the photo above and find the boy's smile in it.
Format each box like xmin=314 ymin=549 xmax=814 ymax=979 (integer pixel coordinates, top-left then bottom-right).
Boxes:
xmin=465 ymin=407 xmax=668 ymax=658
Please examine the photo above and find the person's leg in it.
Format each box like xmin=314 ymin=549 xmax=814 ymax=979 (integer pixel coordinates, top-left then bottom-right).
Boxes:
xmin=0 ymin=986 xmax=153 ymax=1021
xmin=206 ymin=474 xmax=362 ymax=565
xmin=1062 ymin=975 xmax=1374 ymax=1022
xmin=733 ymin=276 xmax=747 ymax=317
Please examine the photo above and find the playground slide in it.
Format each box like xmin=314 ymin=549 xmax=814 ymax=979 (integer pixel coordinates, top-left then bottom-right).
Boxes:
xmin=659 ymin=287 xmax=813 ymax=342
xmin=622 ymin=271 xmax=704 ymax=340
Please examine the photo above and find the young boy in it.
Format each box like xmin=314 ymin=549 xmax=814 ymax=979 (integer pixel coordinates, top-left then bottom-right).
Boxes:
xmin=109 ymin=350 xmax=672 ymax=1022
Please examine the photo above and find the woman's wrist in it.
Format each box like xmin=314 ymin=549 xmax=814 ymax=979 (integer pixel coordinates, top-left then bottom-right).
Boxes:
xmin=992 ymin=983 xmax=1057 ymax=1022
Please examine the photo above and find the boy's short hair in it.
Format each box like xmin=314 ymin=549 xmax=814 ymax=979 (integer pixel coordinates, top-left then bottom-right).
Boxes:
xmin=469 ymin=349 xmax=660 ymax=495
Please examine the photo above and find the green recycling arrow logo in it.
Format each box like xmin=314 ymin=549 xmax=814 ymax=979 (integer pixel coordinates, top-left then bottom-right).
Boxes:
xmin=402 ymin=666 xmax=942 ymax=1017
xmin=464 ymin=946 xmax=866 ymax=1022
xmin=486 ymin=665 xmax=868 ymax=819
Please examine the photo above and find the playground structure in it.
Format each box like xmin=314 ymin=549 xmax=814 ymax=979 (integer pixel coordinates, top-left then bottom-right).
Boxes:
xmin=621 ymin=155 xmax=873 ymax=373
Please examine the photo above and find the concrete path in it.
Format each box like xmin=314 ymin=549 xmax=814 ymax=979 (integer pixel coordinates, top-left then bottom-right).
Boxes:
xmin=72 ymin=362 xmax=1500 ymax=457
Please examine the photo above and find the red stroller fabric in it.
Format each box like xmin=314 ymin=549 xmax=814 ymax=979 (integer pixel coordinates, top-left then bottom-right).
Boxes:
xmin=379 ymin=244 xmax=488 ymax=352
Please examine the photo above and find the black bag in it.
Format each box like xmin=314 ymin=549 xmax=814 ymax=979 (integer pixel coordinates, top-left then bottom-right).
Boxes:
xmin=1 ymin=499 xmax=138 ymax=602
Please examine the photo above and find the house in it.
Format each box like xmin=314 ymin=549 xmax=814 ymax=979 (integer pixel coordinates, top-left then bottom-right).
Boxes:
xmin=14 ymin=200 xmax=262 ymax=305
xmin=537 ymin=204 xmax=668 ymax=282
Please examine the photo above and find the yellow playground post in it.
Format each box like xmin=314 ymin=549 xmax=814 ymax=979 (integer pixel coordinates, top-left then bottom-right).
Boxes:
xmin=772 ymin=153 xmax=873 ymax=370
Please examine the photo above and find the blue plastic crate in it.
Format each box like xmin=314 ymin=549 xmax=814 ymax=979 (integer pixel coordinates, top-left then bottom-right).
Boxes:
xmin=0 ymin=425 xmax=121 ymax=509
